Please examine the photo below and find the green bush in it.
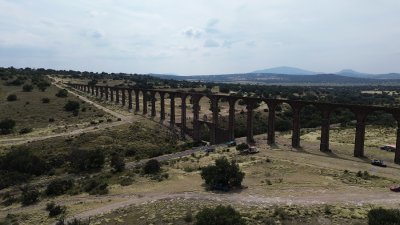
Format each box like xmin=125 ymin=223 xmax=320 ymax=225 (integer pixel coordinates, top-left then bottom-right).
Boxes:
xmin=20 ymin=186 xmax=40 ymax=206
xmin=37 ymin=81 xmax=50 ymax=91
xmin=46 ymin=202 xmax=66 ymax=217
xmin=0 ymin=118 xmax=16 ymax=134
xmin=143 ymin=159 xmax=161 ymax=174
xmin=6 ymin=94 xmax=17 ymax=101
xmin=200 ymin=157 xmax=244 ymax=191
xmin=236 ymin=143 xmax=248 ymax=151
xmin=195 ymin=205 xmax=245 ymax=225
xmin=22 ymin=84 xmax=33 ymax=92
xmin=64 ymin=100 xmax=80 ymax=112
xmin=69 ymin=149 xmax=105 ymax=172
xmin=84 ymin=179 xmax=108 ymax=195
xmin=42 ymin=97 xmax=50 ymax=103
xmin=19 ymin=127 xmax=32 ymax=134
xmin=368 ymin=208 xmax=400 ymax=225
xmin=46 ymin=179 xmax=74 ymax=196
xmin=55 ymin=89 xmax=68 ymax=98
xmin=55 ymin=218 xmax=90 ymax=225
xmin=0 ymin=148 xmax=47 ymax=176
xmin=110 ymin=153 xmax=125 ymax=173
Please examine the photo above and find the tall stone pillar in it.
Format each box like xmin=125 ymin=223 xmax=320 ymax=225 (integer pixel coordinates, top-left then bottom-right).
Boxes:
xmin=105 ymin=87 xmax=109 ymax=100
xmin=354 ymin=112 xmax=367 ymax=157
xmin=128 ymin=89 xmax=132 ymax=110
xmin=320 ymin=109 xmax=331 ymax=152
xmin=160 ymin=92 xmax=165 ymax=120
xmin=267 ymin=102 xmax=277 ymax=145
xmin=395 ymin=122 xmax=400 ymax=164
xmin=91 ymin=86 xmax=94 ymax=95
xmin=142 ymin=91 xmax=148 ymax=115
xmin=95 ymin=87 xmax=99 ymax=97
xmin=170 ymin=94 xmax=175 ymax=127
xmin=228 ymin=98 xmax=236 ymax=141
xmin=115 ymin=88 xmax=120 ymax=104
xmin=122 ymin=89 xmax=126 ymax=106
xmin=135 ymin=90 xmax=140 ymax=112
xmin=246 ymin=101 xmax=256 ymax=144
xmin=100 ymin=86 xmax=104 ymax=99
xmin=291 ymin=105 xmax=301 ymax=148
xmin=181 ymin=94 xmax=187 ymax=138
xmin=211 ymin=97 xmax=219 ymax=145
xmin=87 ymin=85 xmax=90 ymax=93
xmin=192 ymin=99 xmax=200 ymax=141
xmin=151 ymin=91 xmax=156 ymax=117
xmin=110 ymin=88 xmax=114 ymax=102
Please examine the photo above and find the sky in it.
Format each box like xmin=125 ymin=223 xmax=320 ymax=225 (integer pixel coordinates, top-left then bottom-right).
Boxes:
xmin=0 ymin=0 xmax=399 ymax=75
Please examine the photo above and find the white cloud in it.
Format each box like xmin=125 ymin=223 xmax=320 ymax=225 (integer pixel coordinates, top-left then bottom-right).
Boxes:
xmin=0 ymin=0 xmax=399 ymax=74
xmin=204 ymin=39 xmax=219 ymax=48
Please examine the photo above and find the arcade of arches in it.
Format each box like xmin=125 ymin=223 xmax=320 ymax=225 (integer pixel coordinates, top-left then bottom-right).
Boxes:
xmin=69 ymin=83 xmax=400 ymax=164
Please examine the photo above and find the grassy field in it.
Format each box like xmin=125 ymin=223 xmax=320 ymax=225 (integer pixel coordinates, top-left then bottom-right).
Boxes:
xmin=0 ymin=79 xmax=113 ymax=137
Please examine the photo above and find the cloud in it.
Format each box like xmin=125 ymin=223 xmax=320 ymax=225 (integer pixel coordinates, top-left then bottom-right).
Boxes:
xmin=204 ymin=39 xmax=219 ymax=48
xmin=182 ymin=27 xmax=202 ymax=38
xmin=205 ymin=18 xmax=219 ymax=34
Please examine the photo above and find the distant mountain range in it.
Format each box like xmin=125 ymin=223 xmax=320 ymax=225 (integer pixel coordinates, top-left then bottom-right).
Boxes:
xmin=149 ymin=66 xmax=400 ymax=85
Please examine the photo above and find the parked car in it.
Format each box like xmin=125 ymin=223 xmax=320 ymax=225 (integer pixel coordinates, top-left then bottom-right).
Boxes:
xmin=380 ymin=145 xmax=396 ymax=152
xmin=205 ymin=146 xmax=215 ymax=153
xmin=241 ymin=146 xmax=259 ymax=154
xmin=226 ymin=141 xmax=237 ymax=147
xmin=371 ymin=159 xmax=387 ymax=167
xmin=390 ymin=185 xmax=400 ymax=192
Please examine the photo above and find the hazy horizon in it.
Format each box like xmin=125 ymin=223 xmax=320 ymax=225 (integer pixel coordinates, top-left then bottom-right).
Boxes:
xmin=1 ymin=0 xmax=399 ymax=75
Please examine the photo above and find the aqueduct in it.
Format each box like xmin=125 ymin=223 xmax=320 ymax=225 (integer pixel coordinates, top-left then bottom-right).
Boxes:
xmin=69 ymin=83 xmax=400 ymax=164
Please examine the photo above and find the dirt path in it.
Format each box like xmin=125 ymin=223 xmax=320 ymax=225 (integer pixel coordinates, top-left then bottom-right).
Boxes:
xmin=59 ymin=190 xmax=400 ymax=224
xmin=0 ymin=81 xmax=131 ymax=146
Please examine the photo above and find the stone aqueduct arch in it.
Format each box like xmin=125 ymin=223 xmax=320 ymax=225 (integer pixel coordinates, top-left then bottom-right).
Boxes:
xmin=70 ymin=83 xmax=400 ymax=164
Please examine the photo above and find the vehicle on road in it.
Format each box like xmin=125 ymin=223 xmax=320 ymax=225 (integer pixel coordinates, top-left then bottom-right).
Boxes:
xmin=226 ymin=141 xmax=237 ymax=147
xmin=380 ymin=145 xmax=396 ymax=152
xmin=371 ymin=159 xmax=387 ymax=167
xmin=390 ymin=185 xmax=400 ymax=192
xmin=241 ymin=146 xmax=259 ymax=154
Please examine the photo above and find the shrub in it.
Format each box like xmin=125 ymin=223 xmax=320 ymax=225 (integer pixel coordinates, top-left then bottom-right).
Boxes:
xmin=69 ymin=149 xmax=105 ymax=172
xmin=84 ymin=179 xmax=108 ymax=195
xmin=46 ymin=202 xmax=66 ymax=217
xmin=236 ymin=143 xmax=249 ymax=151
xmin=0 ymin=148 xmax=47 ymax=176
xmin=42 ymin=97 xmax=50 ymax=103
xmin=200 ymin=157 xmax=245 ymax=191
xmin=110 ymin=153 xmax=125 ymax=173
xmin=22 ymin=84 xmax=33 ymax=92
xmin=46 ymin=179 xmax=74 ymax=196
xmin=55 ymin=218 xmax=90 ymax=225
xmin=64 ymin=101 xmax=80 ymax=112
xmin=195 ymin=205 xmax=245 ymax=225
xmin=368 ymin=208 xmax=400 ymax=225
xmin=19 ymin=127 xmax=32 ymax=134
xmin=143 ymin=159 xmax=161 ymax=174
xmin=0 ymin=118 xmax=16 ymax=134
xmin=55 ymin=89 xmax=68 ymax=98
xmin=49 ymin=118 xmax=55 ymax=122
xmin=6 ymin=94 xmax=17 ymax=101
xmin=20 ymin=186 xmax=40 ymax=206
xmin=37 ymin=81 xmax=50 ymax=91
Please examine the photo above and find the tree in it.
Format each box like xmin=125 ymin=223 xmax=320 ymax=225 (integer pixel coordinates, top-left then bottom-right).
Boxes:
xmin=0 ymin=148 xmax=47 ymax=175
xmin=368 ymin=208 xmax=400 ymax=225
xmin=55 ymin=89 xmax=68 ymax=98
xmin=21 ymin=186 xmax=40 ymax=206
xmin=69 ymin=149 xmax=105 ymax=172
xmin=64 ymin=100 xmax=80 ymax=112
xmin=37 ymin=81 xmax=50 ymax=91
xmin=6 ymin=94 xmax=17 ymax=101
xmin=200 ymin=157 xmax=244 ymax=191
xmin=143 ymin=159 xmax=161 ymax=174
xmin=46 ymin=202 xmax=66 ymax=217
xmin=195 ymin=205 xmax=245 ymax=225
xmin=0 ymin=118 xmax=16 ymax=134
xmin=42 ymin=97 xmax=50 ymax=103
xmin=22 ymin=84 xmax=34 ymax=92
xmin=110 ymin=153 xmax=125 ymax=173
xmin=46 ymin=179 xmax=74 ymax=196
